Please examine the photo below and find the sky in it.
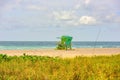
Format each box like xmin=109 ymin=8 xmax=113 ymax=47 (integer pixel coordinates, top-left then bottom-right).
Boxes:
xmin=0 ymin=0 xmax=120 ymax=41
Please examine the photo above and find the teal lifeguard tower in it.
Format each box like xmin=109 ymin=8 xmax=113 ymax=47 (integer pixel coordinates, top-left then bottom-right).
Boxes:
xmin=56 ymin=36 xmax=73 ymax=50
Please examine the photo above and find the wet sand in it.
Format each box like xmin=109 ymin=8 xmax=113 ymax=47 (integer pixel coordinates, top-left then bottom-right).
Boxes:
xmin=0 ymin=48 xmax=120 ymax=58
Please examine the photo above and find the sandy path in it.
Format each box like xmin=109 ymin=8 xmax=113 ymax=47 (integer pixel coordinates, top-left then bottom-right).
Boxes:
xmin=0 ymin=48 xmax=120 ymax=58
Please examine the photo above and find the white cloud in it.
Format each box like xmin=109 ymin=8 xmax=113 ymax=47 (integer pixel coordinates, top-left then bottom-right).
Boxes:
xmin=104 ymin=14 xmax=120 ymax=23
xmin=0 ymin=0 xmax=22 ymax=11
xmin=115 ymin=17 xmax=120 ymax=23
xmin=85 ymin=0 xmax=91 ymax=5
xmin=74 ymin=4 xmax=81 ymax=10
xmin=26 ymin=5 xmax=47 ymax=11
xmin=65 ymin=16 xmax=97 ymax=26
xmin=53 ymin=11 xmax=75 ymax=20
xmin=52 ymin=10 xmax=98 ymax=26
xmin=79 ymin=16 xmax=96 ymax=25
xmin=105 ymin=14 xmax=115 ymax=21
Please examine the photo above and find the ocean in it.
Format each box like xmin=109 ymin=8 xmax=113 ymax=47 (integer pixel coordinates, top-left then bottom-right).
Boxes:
xmin=0 ymin=41 xmax=120 ymax=50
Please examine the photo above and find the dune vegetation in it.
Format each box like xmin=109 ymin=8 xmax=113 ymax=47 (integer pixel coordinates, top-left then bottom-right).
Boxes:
xmin=0 ymin=54 xmax=120 ymax=80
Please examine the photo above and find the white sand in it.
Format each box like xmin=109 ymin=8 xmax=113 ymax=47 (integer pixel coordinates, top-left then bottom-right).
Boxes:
xmin=0 ymin=48 xmax=120 ymax=58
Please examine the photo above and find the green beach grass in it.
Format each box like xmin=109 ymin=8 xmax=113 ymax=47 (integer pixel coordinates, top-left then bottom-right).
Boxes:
xmin=0 ymin=54 xmax=120 ymax=80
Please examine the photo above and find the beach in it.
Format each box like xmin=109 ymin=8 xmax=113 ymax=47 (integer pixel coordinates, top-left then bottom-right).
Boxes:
xmin=0 ymin=48 xmax=120 ymax=58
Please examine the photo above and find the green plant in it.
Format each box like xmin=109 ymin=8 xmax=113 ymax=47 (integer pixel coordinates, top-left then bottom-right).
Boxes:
xmin=0 ymin=54 xmax=120 ymax=80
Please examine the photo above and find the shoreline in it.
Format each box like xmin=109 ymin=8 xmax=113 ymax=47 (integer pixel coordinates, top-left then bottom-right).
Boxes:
xmin=0 ymin=48 xmax=120 ymax=58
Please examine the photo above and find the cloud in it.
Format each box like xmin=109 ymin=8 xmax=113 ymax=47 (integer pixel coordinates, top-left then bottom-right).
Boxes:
xmin=26 ymin=5 xmax=47 ymax=11
xmin=66 ymin=16 xmax=97 ymax=26
xmin=115 ymin=17 xmax=120 ymax=23
xmin=74 ymin=4 xmax=81 ymax=10
xmin=0 ymin=0 xmax=22 ymax=11
xmin=0 ymin=0 xmax=47 ymax=11
xmin=79 ymin=16 xmax=96 ymax=25
xmin=84 ymin=0 xmax=91 ymax=5
xmin=53 ymin=10 xmax=97 ymax=26
xmin=53 ymin=11 xmax=75 ymax=20
xmin=106 ymin=14 xmax=115 ymax=19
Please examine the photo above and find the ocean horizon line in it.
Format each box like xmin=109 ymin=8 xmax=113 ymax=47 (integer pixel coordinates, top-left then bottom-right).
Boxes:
xmin=0 ymin=41 xmax=120 ymax=42
xmin=0 ymin=41 xmax=120 ymax=50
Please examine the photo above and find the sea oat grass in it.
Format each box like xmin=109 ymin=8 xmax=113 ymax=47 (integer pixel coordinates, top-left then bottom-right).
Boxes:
xmin=0 ymin=54 xmax=119 ymax=80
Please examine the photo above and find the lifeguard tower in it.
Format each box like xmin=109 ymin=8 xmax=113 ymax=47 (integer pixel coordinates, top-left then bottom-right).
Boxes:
xmin=56 ymin=36 xmax=73 ymax=50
